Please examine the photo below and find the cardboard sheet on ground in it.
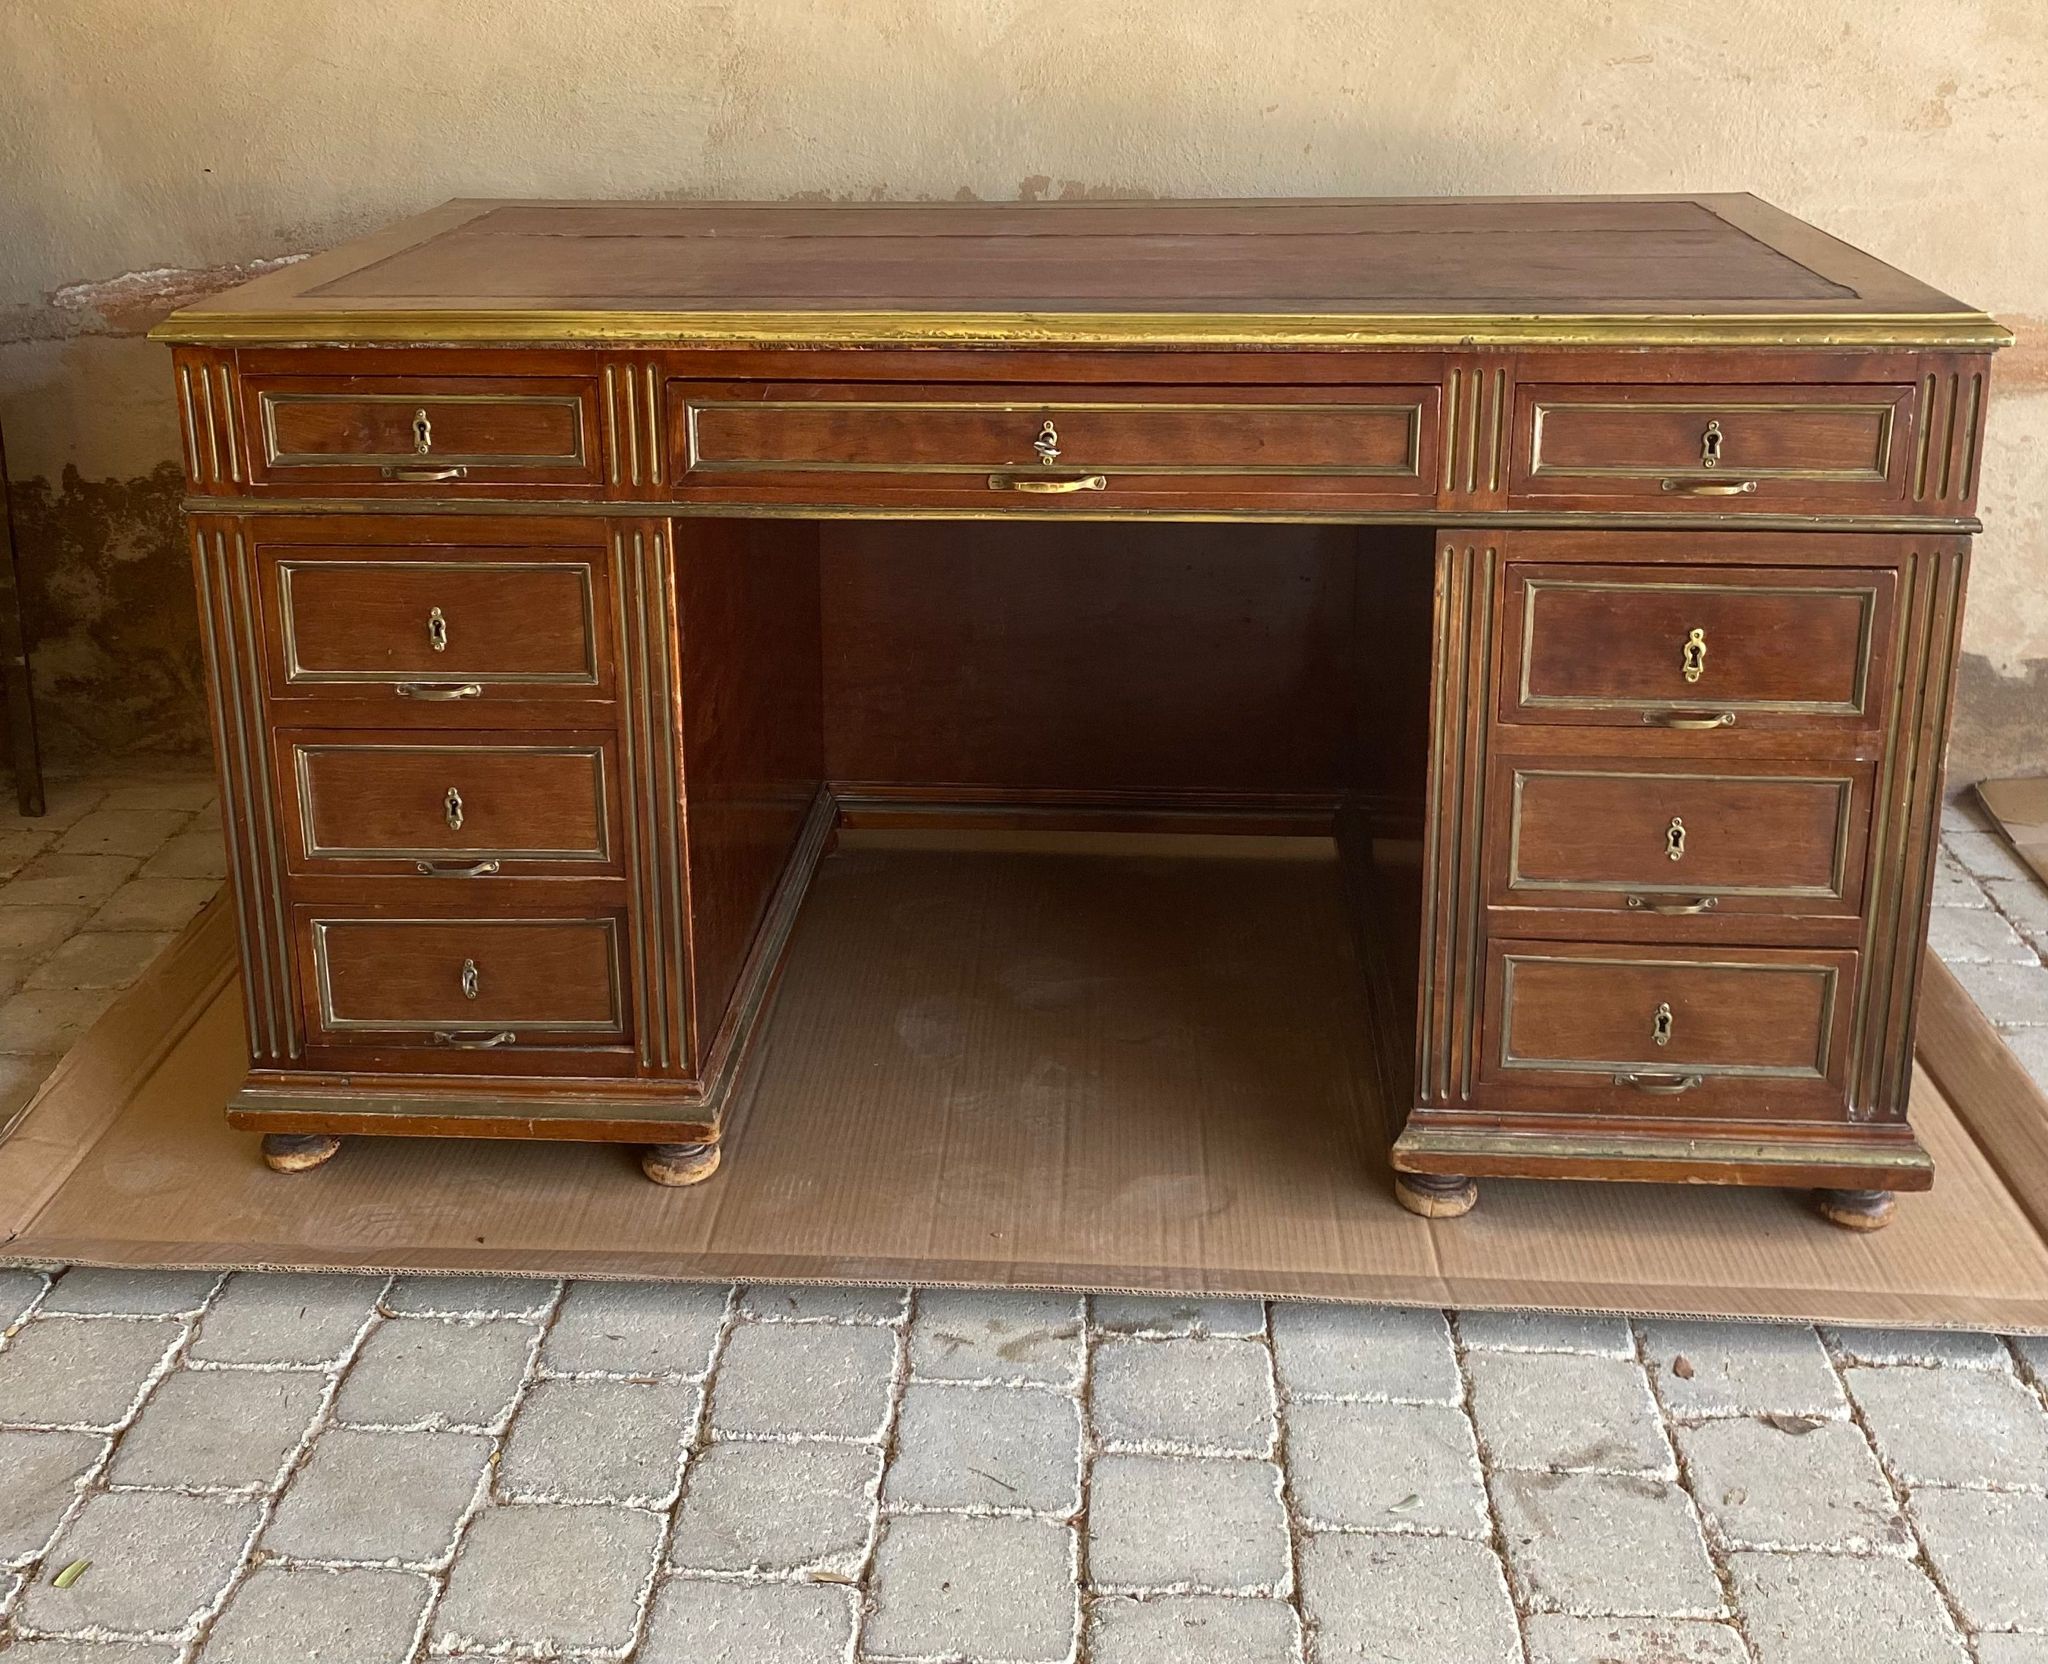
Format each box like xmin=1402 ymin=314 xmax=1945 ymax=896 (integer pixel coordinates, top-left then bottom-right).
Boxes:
xmin=5 ymin=838 xmax=2048 ymax=1332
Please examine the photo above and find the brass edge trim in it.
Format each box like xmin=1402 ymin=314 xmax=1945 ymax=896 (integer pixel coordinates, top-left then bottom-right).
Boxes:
xmin=308 ymin=915 xmax=626 ymax=1035
xmin=228 ymin=1088 xmax=718 ymax=1130
xmin=649 ymin=530 xmax=690 ymax=1071
xmin=258 ymin=390 xmax=587 ymax=469
xmin=1459 ymin=550 xmax=1495 ymax=1103
xmin=214 ymin=365 xmax=243 ymax=484
xmin=602 ymin=366 xmax=621 ymax=486
xmin=176 ymin=366 xmax=202 ymax=481
xmin=1414 ymin=543 xmax=1453 ymax=1103
xmin=630 ymin=530 xmax=670 ymax=1070
xmin=1528 ymin=398 xmax=1899 ymax=486
xmin=150 ymin=307 xmax=2018 ymax=351
xmin=610 ymin=530 xmax=653 ymax=1069
xmin=212 ymin=531 xmax=281 ymax=1061
xmin=1392 ymin=1126 xmax=1934 ymax=1172
xmin=644 ymin=364 xmax=663 ymax=486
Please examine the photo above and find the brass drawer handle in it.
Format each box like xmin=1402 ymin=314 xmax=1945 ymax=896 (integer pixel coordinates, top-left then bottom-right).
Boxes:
xmin=988 ymin=473 xmax=1107 ymax=494
xmin=432 ymin=1029 xmax=517 ymax=1049
xmin=1625 ymin=894 xmax=1718 ymax=915
xmin=1660 ymin=477 xmax=1757 ymax=496
xmin=1642 ymin=709 xmax=1735 ymax=730
xmin=414 ymin=858 xmax=501 ymax=878
xmin=383 ymin=464 xmax=470 ymax=482
xmin=395 ymin=682 xmax=483 ymax=701
xmin=1615 ymin=1071 xmax=1705 ymax=1094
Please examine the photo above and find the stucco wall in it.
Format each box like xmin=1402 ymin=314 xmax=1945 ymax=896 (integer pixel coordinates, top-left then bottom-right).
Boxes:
xmin=3 ymin=0 xmax=2043 ymax=775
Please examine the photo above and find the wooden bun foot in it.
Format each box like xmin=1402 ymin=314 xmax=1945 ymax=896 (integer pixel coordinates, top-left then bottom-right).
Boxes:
xmin=1817 ymin=1188 xmax=1896 ymax=1231
xmin=642 ymin=1142 xmax=722 ymax=1187
xmin=1394 ymin=1171 xmax=1479 ymax=1219
xmin=261 ymin=1132 xmax=344 ymax=1174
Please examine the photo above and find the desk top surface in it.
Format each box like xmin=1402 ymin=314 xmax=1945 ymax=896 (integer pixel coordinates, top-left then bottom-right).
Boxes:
xmin=157 ymin=194 xmax=2004 ymax=350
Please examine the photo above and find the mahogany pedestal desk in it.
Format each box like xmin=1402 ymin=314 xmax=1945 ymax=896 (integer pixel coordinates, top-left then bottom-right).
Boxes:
xmin=154 ymin=196 xmax=2009 ymax=1228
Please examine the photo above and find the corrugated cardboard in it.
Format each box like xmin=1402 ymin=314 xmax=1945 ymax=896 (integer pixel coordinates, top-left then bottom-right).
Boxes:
xmin=1975 ymin=776 xmax=2048 ymax=889
xmin=5 ymin=840 xmax=2048 ymax=1331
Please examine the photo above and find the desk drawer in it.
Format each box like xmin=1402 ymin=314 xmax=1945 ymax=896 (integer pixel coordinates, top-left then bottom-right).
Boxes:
xmin=1501 ymin=564 xmax=1893 ymax=732
xmin=670 ymin=382 xmax=1440 ymax=509
xmin=302 ymin=913 xmax=628 ymax=1049
xmin=1492 ymin=757 xmax=1870 ymax=920
xmin=262 ymin=545 xmax=611 ymax=706
xmin=1479 ymin=940 xmax=1855 ymax=1119
xmin=284 ymin=734 xmax=616 ymax=876
xmin=244 ymin=373 xmax=601 ymax=492
xmin=1511 ymin=383 xmax=1915 ymax=510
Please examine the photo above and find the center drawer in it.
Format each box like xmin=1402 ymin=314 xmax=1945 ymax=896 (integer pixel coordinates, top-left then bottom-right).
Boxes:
xmin=669 ymin=382 xmax=1441 ymax=510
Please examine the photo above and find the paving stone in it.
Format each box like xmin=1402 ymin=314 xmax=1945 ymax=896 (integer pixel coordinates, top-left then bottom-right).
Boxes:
xmin=498 ymin=1377 xmax=697 ymax=1505
xmin=1088 ymin=1592 xmax=1301 ymax=1664
xmin=1092 ymin=1336 xmax=1274 ymax=1454
xmin=1931 ymin=847 xmax=1991 ymax=907
xmin=883 ymin=1380 xmax=1081 ymax=1513
xmin=542 ymin=1280 xmax=728 ymax=1377
xmin=0 ymin=1267 xmax=48 ymax=1326
xmin=1948 ymin=830 xmax=2035 ymax=884
xmin=1987 ymin=875 xmax=2048 ymax=953
xmin=23 ymin=930 xmax=175 ymax=991
xmin=1847 ymin=1364 xmax=2048 ymax=1487
xmin=1457 ymin=1310 xmax=1634 ymax=1356
xmin=866 ymin=1512 xmax=1075 ymax=1662
xmin=384 ymin=1274 xmax=557 ymax=1318
xmin=1638 ymin=1321 xmax=1844 ymax=1418
xmin=0 ymin=827 xmax=55 ymax=883
xmin=109 ymin=1367 xmax=323 ymax=1490
xmin=0 ymin=987 xmax=118 ymax=1053
xmin=0 ymin=1429 xmax=104 ymax=1562
xmin=2000 ymin=1027 xmax=2048 ymax=1094
xmin=0 ymin=1643 xmax=180 ymax=1663
xmin=1298 ymin=1532 xmax=1520 ymax=1664
xmin=638 ymin=1576 xmax=856 ymax=1664
xmin=669 ymin=1438 xmax=878 ymax=1574
xmin=18 ymin=1489 xmax=258 ymax=1636
xmin=87 ymin=877 xmax=219 ymax=933
xmin=1270 ymin=1303 xmax=1459 ymax=1403
xmin=0 ymin=777 xmax=104 ymax=832
xmin=1730 ymin=1549 xmax=1967 ymax=1664
xmin=708 ymin=1320 xmax=896 ymax=1438
xmin=1977 ymin=1638 xmax=2048 ymax=1664
xmin=138 ymin=831 xmax=229 ymax=881
xmin=1284 ymin=1399 xmax=1486 ymax=1534
xmin=264 ymin=1427 xmax=491 ymax=1564
xmin=2014 ymin=1331 xmax=2048 ymax=1382
xmin=334 ymin=1317 xmax=536 ymax=1429
xmin=1908 ymin=1487 xmax=2048 ymax=1630
xmin=909 ymin=1288 xmax=1085 ymax=1386
xmin=1927 ymin=904 xmax=2036 ymax=964
xmin=1524 ymin=1614 xmax=1749 ymax=1664
xmin=1087 ymin=1455 xmax=1288 ymax=1592
xmin=1091 ymin=1295 xmax=1266 ymax=1338
xmin=1822 ymin=1325 xmax=2016 ymax=1368
xmin=0 ymin=1052 xmax=55 ymax=1122
xmin=54 ymin=808 xmax=190 ymax=859
xmin=189 ymin=1273 xmax=383 ymax=1365
xmin=1492 ymin=1472 xmax=1722 ymax=1617
xmin=40 ymin=1268 xmax=219 ymax=1317
xmin=0 ymin=1317 xmax=181 ymax=1428
xmin=0 ymin=906 xmax=92 ymax=959
xmin=1468 ymin=1351 xmax=1673 ymax=1475
xmin=1 ymin=853 xmax=141 ymax=911
xmin=1675 ymin=1415 xmax=1906 ymax=1551
xmin=432 ymin=1504 xmax=663 ymax=1656
xmin=1951 ymin=959 xmax=2048 ymax=1028
xmin=738 ymin=1283 xmax=907 ymax=1323
xmin=202 ymin=1565 xmax=430 ymax=1663
xmin=96 ymin=778 xmax=216 ymax=815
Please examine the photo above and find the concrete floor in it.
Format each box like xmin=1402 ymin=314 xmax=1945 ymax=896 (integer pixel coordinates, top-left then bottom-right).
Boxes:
xmin=0 ymin=758 xmax=2045 ymax=1664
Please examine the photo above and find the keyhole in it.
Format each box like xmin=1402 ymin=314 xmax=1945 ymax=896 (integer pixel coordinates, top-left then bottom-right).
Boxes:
xmin=460 ymin=958 xmax=480 ymax=1001
xmin=412 ymin=409 xmax=433 ymax=455
xmin=1681 ymin=627 xmax=1706 ymax=684
xmin=1033 ymin=420 xmax=1060 ymax=465
xmin=1666 ymin=816 xmax=1687 ymax=862
xmin=428 ymin=607 xmax=448 ymax=653
xmin=445 ymin=786 xmax=464 ymax=832
xmin=1652 ymin=1002 xmax=1674 ymax=1048
xmin=1700 ymin=420 xmax=1723 ymax=470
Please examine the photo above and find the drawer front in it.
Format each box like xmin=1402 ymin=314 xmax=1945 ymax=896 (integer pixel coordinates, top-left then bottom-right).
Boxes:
xmin=1493 ymin=758 xmax=1870 ymax=919
xmin=1478 ymin=941 xmax=1855 ymax=1119
xmin=263 ymin=547 xmax=610 ymax=704
xmin=302 ymin=914 xmax=628 ymax=1047
xmin=1511 ymin=383 xmax=1914 ymax=509
xmin=245 ymin=375 xmax=601 ymax=491
xmin=285 ymin=734 xmax=616 ymax=875
xmin=671 ymin=382 xmax=1440 ymax=508
xmin=1502 ymin=564 xmax=1893 ymax=730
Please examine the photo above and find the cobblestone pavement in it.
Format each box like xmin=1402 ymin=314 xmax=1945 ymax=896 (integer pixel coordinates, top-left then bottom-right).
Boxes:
xmin=0 ymin=760 xmax=2044 ymax=1662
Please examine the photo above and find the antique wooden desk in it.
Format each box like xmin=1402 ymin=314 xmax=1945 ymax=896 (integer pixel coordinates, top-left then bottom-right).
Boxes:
xmin=155 ymin=196 xmax=2007 ymax=1227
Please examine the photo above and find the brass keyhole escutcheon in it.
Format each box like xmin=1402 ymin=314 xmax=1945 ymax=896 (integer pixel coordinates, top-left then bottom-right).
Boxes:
xmin=1681 ymin=627 xmax=1706 ymax=684
xmin=428 ymin=606 xmax=449 ymax=653
xmin=1033 ymin=419 xmax=1061 ymax=465
xmin=1652 ymin=1001 xmax=1674 ymax=1048
xmin=412 ymin=408 xmax=433 ymax=455
xmin=445 ymin=786 xmax=464 ymax=832
xmin=1700 ymin=419 xmax=1723 ymax=470
xmin=1666 ymin=816 xmax=1686 ymax=862
xmin=460 ymin=958 xmax=480 ymax=1001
